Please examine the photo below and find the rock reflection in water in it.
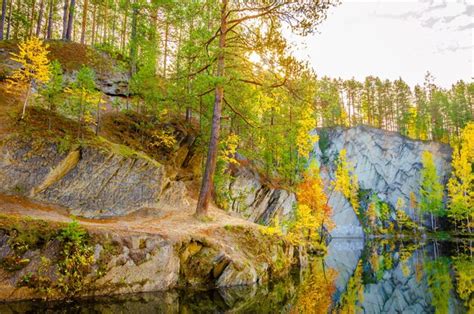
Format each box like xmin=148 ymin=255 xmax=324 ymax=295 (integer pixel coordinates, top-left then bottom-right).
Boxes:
xmin=0 ymin=239 xmax=471 ymax=313
xmin=329 ymin=240 xmax=471 ymax=314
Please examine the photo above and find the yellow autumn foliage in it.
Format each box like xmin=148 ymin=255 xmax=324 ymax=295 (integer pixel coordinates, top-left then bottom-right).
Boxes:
xmin=296 ymin=107 xmax=319 ymax=159
xmin=448 ymin=122 xmax=474 ymax=230
xmin=220 ymin=133 xmax=240 ymax=165
xmin=333 ymin=149 xmax=360 ymax=215
xmin=7 ymin=37 xmax=51 ymax=119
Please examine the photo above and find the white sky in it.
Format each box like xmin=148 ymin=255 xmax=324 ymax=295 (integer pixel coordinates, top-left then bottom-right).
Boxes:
xmin=288 ymin=0 xmax=473 ymax=88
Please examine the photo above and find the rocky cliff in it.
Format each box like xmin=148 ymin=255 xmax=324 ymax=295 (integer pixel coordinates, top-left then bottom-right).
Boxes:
xmin=311 ymin=126 xmax=452 ymax=237
xmin=0 ymin=136 xmax=183 ymax=218
xmin=226 ymin=126 xmax=452 ymax=238
xmin=0 ymin=108 xmax=202 ymax=218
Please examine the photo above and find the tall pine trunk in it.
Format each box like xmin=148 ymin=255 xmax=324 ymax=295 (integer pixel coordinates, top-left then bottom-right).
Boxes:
xmin=62 ymin=0 xmax=68 ymax=39
xmin=162 ymin=20 xmax=169 ymax=78
xmin=102 ymin=0 xmax=108 ymax=43
xmin=5 ymin=0 xmax=11 ymax=39
xmin=0 ymin=0 xmax=7 ymax=40
xmin=29 ymin=0 xmax=37 ymax=37
xmin=35 ymin=0 xmax=45 ymax=37
xmin=46 ymin=0 xmax=53 ymax=39
xmin=195 ymin=0 xmax=228 ymax=217
xmin=65 ymin=0 xmax=75 ymax=40
xmin=80 ymin=0 xmax=88 ymax=44
xmin=129 ymin=5 xmax=138 ymax=76
xmin=91 ymin=3 xmax=96 ymax=44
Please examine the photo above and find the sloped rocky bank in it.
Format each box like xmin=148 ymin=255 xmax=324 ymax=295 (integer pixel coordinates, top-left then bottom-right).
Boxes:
xmin=0 ymin=199 xmax=303 ymax=301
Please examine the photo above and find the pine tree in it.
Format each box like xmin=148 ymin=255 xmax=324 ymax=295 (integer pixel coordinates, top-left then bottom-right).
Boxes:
xmin=63 ymin=66 xmax=100 ymax=138
xmin=40 ymin=60 xmax=64 ymax=129
xmin=419 ymin=151 xmax=444 ymax=230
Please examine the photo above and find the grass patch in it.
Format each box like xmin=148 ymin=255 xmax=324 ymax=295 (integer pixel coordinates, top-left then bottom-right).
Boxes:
xmin=91 ymin=136 xmax=161 ymax=167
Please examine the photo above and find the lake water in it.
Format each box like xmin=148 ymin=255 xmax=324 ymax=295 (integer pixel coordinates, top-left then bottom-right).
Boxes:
xmin=1 ymin=239 xmax=472 ymax=313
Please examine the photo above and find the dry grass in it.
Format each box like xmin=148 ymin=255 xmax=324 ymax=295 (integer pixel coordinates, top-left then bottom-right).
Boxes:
xmin=99 ymin=111 xmax=199 ymax=165
xmin=0 ymin=40 xmax=116 ymax=75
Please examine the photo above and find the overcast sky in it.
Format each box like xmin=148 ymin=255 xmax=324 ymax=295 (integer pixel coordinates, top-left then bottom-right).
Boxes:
xmin=288 ymin=0 xmax=473 ymax=88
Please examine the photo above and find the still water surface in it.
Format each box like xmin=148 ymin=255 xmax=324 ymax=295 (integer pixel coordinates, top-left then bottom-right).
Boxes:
xmin=1 ymin=239 xmax=472 ymax=313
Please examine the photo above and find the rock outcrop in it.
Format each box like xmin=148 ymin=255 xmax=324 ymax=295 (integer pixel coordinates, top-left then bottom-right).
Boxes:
xmin=224 ymin=163 xmax=296 ymax=226
xmin=0 ymin=214 xmax=301 ymax=301
xmin=0 ymin=139 xmax=167 ymax=218
xmin=0 ymin=43 xmax=129 ymax=97
xmin=311 ymin=126 xmax=452 ymax=236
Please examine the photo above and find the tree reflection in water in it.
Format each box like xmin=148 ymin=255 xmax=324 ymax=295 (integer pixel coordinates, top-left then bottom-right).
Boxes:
xmin=0 ymin=240 xmax=471 ymax=314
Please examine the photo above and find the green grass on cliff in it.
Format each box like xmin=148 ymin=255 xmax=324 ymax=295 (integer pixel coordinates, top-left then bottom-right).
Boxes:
xmin=1 ymin=105 xmax=161 ymax=167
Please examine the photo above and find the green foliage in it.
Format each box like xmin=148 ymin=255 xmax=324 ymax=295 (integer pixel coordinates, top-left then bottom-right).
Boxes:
xmin=419 ymin=151 xmax=445 ymax=229
xmin=57 ymin=134 xmax=73 ymax=154
xmin=396 ymin=209 xmax=418 ymax=232
xmin=317 ymin=129 xmax=331 ymax=164
xmin=39 ymin=60 xmax=64 ymax=113
xmin=452 ymin=254 xmax=474 ymax=311
xmin=56 ymin=220 xmax=94 ymax=296
xmin=10 ymin=219 xmax=95 ymax=298
xmin=425 ymin=257 xmax=453 ymax=314
xmin=62 ymin=66 xmax=102 ymax=136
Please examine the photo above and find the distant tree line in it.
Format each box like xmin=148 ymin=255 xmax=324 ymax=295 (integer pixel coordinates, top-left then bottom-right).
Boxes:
xmin=315 ymin=74 xmax=473 ymax=143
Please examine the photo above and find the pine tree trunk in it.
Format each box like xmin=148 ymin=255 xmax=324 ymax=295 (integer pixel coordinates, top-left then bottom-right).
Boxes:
xmin=91 ymin=3 xmax=96 ymax=45
xmin=12 ymin=0 xmax=20 ymax=39
xmin=46 ymin=0 xmax=53 ymax=39
xmin=102 ymin=0 xmax=107 ymax=43
xmin=121 ymin=0 xmax=128 ymax=53
xmin=163 ymin=20 xmax=169 ymax=78
xmin=35 ymin=0 xmax=45 ymax=37
xmin=29 ymin=0 xmax=37 ymax=37
xmin=65 ymin=0 xmax=75 ymax=40
xmin=62 ymin=0 xmax=69 ymax=39
xmin=80 ymin=0 xmax=88 ymax=44
xmin=129 ymin=5 xmax=138 ymax=75
xmin=111 ymin=7 xmax=116 ymax=46
xmin=195 ymin=0 xmax=228 ymax=217
xmin=0 ymin=0 xmax=7 ymax=40
xmin=5 ymin=0 xmax=11 ymax=39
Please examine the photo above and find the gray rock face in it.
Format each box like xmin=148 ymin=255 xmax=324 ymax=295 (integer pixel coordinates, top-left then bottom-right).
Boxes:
xmin=0 ymin=139 xmax=167 ymax=218
xmin=225 ymin=165 xmax=296 ymax=226
xmin=311 ymin=126 xmax=452 ymax=235
xmin=327 ymin=190 xmax=364 ymax=238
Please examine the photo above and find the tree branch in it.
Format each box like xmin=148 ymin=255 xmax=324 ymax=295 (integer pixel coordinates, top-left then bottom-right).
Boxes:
xmin=224 ymin=98 xmax=256 ymax=128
